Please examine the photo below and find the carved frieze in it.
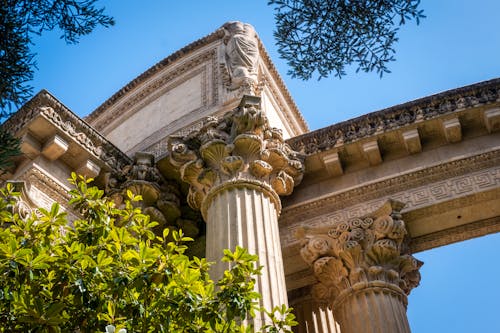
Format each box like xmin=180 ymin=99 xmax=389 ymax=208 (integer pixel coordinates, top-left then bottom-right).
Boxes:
xmin=168 ymin=95 xmax=304 ymax=218
xmin=4 ymin=181 xmax=37 ymax=220
xmin=281 ymin=149 xmax=500 ymax=247
xmin=297 ymin=200 xmax=422 ymax=308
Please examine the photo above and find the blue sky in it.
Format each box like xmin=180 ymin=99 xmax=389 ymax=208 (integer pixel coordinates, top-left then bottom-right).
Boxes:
xmin=28 ymin=1 xmax=500 ymax=331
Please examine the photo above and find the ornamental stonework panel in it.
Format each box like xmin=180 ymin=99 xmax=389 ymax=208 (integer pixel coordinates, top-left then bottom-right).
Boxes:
xmin=280 ymin=164 xmax=500 ymax=247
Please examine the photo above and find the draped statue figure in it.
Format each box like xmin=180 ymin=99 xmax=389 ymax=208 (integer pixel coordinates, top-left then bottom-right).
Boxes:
xmin=222 ymin=21 xmax=259 ymax=91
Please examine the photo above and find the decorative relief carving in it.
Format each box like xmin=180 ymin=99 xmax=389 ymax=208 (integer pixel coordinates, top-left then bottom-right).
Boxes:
xmin=86 ymin=27 xmax=225 ymax=124
xmin=282 ymin=149 xmax=500 ymax=224
xmin=1 ymin=91 xmax=131 ymax=174
xmin=281 ymin=160 xmax=500 ymax=246
xmin=142 ymin=110 xmax=227 ymax=159
xmin=40 ymin=107 xmax=101 ymax=157
xmin=104 ymin=152 xmax=204 ymax=252
xmin=21 ymin=168 xmax=71 ymax=208
xmin=5 ymin=181 xmax=36 ymax=220
xmin=297 ymin=200 xmax=422 ymax=308
xmin=221 ymin=22 xmax=259 ymax=94
xmin=287 ymin=79 xmax=500 ymax=155
xmin=14 ymin=167 xmax=79 ymax=222
xmin=168 ymin=95 xmax=304 ymax=218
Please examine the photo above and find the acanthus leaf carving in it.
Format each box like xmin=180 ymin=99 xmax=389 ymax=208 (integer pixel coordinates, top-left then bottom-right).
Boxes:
xmin=168 ymin=95 xmax=304 ymax=218
xmin=297 ymin=200 xmax=423 ymax=308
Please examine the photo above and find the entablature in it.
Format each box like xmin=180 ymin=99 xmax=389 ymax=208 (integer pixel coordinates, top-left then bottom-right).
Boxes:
xmin=281 ymin=78 xmax=500 ymax=294
xmin=1 ymin=90 xmax=131 ymax=191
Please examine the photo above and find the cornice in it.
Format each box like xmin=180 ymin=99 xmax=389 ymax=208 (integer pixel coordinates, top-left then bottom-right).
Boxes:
xmin=282 ymin=148 xmax=500 ymax=223
xmin=1 ymin=90 xmax=132 ymax=172
xmin=410 ymin=215 xmax=500 ymax=253
xmin=20 ymin=167 xmax=71 ymax=207
xmin=286 ymin=78 xmax=500 ymax=155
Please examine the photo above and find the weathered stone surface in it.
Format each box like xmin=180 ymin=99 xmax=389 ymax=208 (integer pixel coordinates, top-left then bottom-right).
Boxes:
xmin=2 ymin=22 xmax=499 ymax=333
xmin=42 ymin=134 xmax=68 ymax=161
xmin=441 ymin=117 xmax=462 ymax=143
xmin=168 ymin=95 xmax=304 ymax=219
xmin=168 ymin=95 xmax=304 ymax=330
xmin=402 ymin=129 xmax=422 ymax=154
xmin=297 ymin=200 xmax=422 ymax=333
xmin=222 ymin=21 xmax=259 ymax=93
xmin=484 ymin=107 xmax=500 ymax=133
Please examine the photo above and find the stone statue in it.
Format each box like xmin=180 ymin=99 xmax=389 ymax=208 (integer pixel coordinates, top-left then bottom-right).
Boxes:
xmin=222 ymin=21 xmax=259 ymax=90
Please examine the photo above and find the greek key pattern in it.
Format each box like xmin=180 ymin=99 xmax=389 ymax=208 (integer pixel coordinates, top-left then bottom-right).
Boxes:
xmin=280 ymin=165 xmax=500 ymax=246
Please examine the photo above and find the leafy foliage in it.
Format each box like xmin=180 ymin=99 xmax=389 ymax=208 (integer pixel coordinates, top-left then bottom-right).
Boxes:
xmin=0 ymin=174 xmax=297 ymax=332
xmin=0 ymin=129 xmax=20 ymax=175
xmin=0 ymin=0 xmax=114 ymax=119
xmin=269 ymin=0 xmax=425 ymax=80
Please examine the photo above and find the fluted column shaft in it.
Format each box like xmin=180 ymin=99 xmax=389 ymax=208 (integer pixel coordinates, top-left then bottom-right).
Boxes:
xmin=291 ymin=297 xmax=341 ymax=333
xmin=205 ymin=183 xmax=288 ymax=327
xmin=167 ymin=96 xmax=305 ymax=330
xmin=335 ymin=285 xmax=410 ymax=333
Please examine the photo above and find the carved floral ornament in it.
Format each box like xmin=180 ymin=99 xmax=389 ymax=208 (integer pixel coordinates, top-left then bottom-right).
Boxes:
xmin=104 ymin=152 xmax=202 ymax=242
xmin=168 ymin=95 xmax=304 ymax=219
xmin=297 ymin=200 xmax=423 ymax=309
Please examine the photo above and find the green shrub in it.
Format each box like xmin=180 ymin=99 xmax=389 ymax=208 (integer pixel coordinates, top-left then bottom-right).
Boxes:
xmin=0 ymin=173 xmax=296 ymax=332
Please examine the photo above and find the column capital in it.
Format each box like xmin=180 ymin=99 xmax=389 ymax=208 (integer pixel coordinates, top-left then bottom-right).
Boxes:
xmin=104 ymin=152 xmax=196 ymax=239
xmin=168 ymin=95 xmax=304 ymax=219
xmin=298 ymin=200 xmax=422 ymax=309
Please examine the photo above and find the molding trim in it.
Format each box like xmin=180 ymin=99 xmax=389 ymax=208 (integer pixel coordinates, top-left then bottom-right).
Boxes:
xmin=280 ymin=149 xmax=500 ymax=246
xmin=410 ymin=216 xmax=500 ymax=253
xmin=90 ymin=49 xmax=219 ymax=134
xmin=86 ymin=28 xmax=225 ymax=124
xmin=20 ymin=167 xmax=71 ymax=208
xmin=286 ymin=78 xmax=500 ymax=155
xmin=1 ymin=91 xmax=131 ymax=173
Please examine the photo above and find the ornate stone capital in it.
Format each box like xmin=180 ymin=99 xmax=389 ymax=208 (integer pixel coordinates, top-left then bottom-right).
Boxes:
xmin=297 ymin=200 xmax=422 ymax=309
xmin=4 ymin=181 xmax=37 ymax=220
xmin=103 ymin=152 xmax=205 ymax=240
xmin=168 ymin=95 xmax=304 ymax=219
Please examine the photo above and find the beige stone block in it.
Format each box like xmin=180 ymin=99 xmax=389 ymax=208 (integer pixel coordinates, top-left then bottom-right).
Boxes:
xmin=442 ymin=117 xmax=462 ymax=143
xmin=41 ymin=135 xmax=68 ymax=161
xmin=483 ymin=107 xmax=500 ymax=133
xmin=362 ymin=140 xmax=382 ymax=165
xmin=76 ymin=159 xmax=101 ymax=178
xmin=20 ymin=132 xmax=41 ymax=158
xmin=322 ymin=151 xmax=343 ymax=176
xmin=402 ymin=129 xmax=422 ymax=154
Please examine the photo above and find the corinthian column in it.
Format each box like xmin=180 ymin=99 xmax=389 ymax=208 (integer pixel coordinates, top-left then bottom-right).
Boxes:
xmin=298 ymin=200 xmax=423 ymax=333
xmin=168 ymin=95 xmax=304 ymax=328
